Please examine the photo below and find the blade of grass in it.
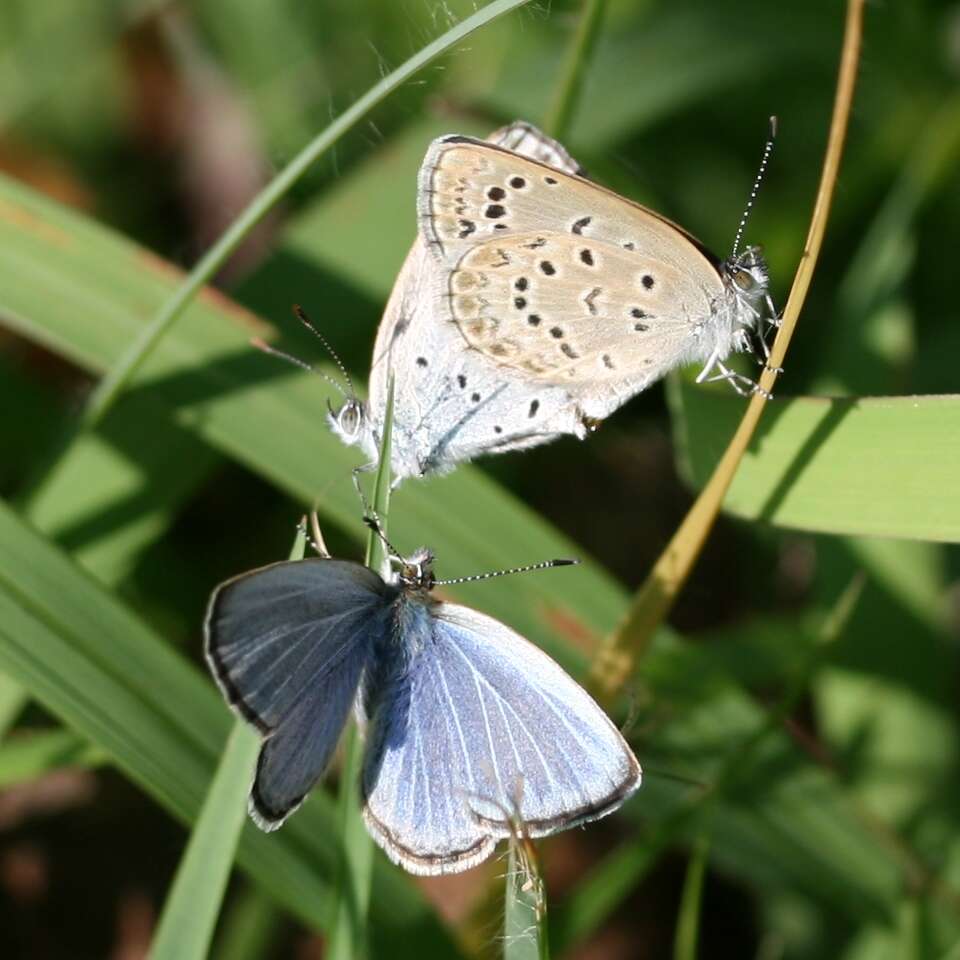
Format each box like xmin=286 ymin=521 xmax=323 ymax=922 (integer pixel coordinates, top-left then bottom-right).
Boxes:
xmin=327 ymin=377 xmax=394 ymax=960
xmin=32 ymin=0 xmax=536 ymax=448
xmin=588 ymin=0 xmax=867 ymax=701
xmin=148 ymin=722 xmax=261 ymax=960
xmin=504 ymin=832 xmax=549 ymax=960
xmin=669 ymin=385 xmax=960 ymax=542
xmin=0 ymin=671 xmax=26 ymax=737
xmin=540 ymin=0 xmax=609 ymax=140
xmin=673 ymin=828 xmax=710 ymax=960
xmin=0 ymin=728 xmax=105 ymax=787
xmin=148 ymin=527 xmax=307 ymax=960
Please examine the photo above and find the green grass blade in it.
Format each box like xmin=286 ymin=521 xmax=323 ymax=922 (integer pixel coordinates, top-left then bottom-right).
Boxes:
xmin=327 ymin=377 xmax=394 ymax=960
xmin=65 ymin=0 xmax=535 ymax=437
xmin=673 ymin=829 xmax=710 ymax=960
xmin=540 ymin=0 xmax=608 ymax=140
xmin=148 ymin=525 xmax=307 ymax=960
xmin=148 ymin=722 xmax=261 ymax=960
xmin=0 ymin=728 xmax=105 ymax=787
xmin=504 ymin=835 xmax=549 ymax=960
xmin=0 ymin=671 xmax=26 ymax=737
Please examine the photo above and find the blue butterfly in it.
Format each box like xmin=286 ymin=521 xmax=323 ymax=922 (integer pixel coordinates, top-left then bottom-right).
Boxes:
xmin=205 ymin=546 xmax=641 ymax=875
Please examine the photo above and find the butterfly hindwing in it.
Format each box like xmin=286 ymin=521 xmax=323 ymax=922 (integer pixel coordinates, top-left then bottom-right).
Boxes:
xmin=360 ymin=600 xmax=641 ymax=875
xmin=445 ymin=230 xmax=714 ymax=386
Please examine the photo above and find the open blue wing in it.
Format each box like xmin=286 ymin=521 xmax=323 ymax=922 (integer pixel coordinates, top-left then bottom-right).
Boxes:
xmin=205 ymin=557 xmax=392 ymax=828
xmin=360 ymin=600 xmax=641 ymax=874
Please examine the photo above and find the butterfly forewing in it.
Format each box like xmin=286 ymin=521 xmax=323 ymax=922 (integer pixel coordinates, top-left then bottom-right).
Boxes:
xmin=418 ymin=137 xmax=720 ymax=277
xmin=368 ymin=123 xmax=586 ymax=416
xmin=205 ymin=558 xmax=393 ymax=827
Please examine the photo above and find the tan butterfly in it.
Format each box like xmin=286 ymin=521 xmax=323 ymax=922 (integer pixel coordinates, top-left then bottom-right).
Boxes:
xmin=329 ymin=122 xmax=774 ymax=482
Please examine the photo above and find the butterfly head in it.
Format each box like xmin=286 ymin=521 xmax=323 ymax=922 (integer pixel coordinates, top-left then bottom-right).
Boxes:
xmin=722 ymin=245 xmax=771 ymax=330
xmin=396 ymin=548 xmax=436 ymax=594
xmin=327 ymin=397 xmax=370 ymax=447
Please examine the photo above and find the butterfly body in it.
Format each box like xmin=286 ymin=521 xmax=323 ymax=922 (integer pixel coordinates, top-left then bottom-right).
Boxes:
xmin=205 ymin=549 xmax=640 ymax=875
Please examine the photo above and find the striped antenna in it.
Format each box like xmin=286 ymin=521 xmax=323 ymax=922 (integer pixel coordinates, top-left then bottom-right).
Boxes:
xmin=250 ymin=337 xmax=348 ymax=398
xmin=362 ymin=515 xmax=405 ymax=565
xmin=293 ymin=304 xmax=356 ymax=399
xmin=434 ymin=558 xmax=578 ymax=587
xmin=732 ymin=115 xmax=777 ymax=257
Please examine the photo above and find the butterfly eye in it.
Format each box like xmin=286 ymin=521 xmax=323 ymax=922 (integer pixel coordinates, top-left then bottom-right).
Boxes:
xmin=732 ymin=269 xmax=756 ymax=291
xmin=338 ymin=401 xmax=362 ymax=436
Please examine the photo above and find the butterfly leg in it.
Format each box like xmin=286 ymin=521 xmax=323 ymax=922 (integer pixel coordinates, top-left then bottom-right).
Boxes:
xmin=297 ymin=512 xmax=332 ymax=558
xmin=699 ymin=362 xmax=772 ymax=400
xmin=753 ymin=326 xmax=783 ymax=374
xmin=351 ymin=461 xmax=379 ymax=520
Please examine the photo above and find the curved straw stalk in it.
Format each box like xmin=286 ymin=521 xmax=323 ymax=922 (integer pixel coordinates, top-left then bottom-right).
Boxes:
xmin=588 ymin=0 xmax=867 ymax=702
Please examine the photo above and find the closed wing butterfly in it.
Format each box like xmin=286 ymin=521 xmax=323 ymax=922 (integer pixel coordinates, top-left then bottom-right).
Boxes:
xmin=329 ymin=121 xmax=775 ymax=482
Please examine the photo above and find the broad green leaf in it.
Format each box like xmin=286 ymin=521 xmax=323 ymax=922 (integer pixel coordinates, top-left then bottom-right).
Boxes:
xmin=20 ymin=415 xmax=218 ymax=584
xmin=670 ymin=378 xmax=960 ymax=542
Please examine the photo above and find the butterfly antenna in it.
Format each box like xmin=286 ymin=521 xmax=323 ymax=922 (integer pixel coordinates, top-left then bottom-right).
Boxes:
xmin=362 ymin=515 xmax=405 ymax=563
xmin=434 ymin=557 xmax=579 ymax=587
xmin=732 ymin=115 xmax=777 ymax=257
xmin=250 ymin=337 xmax=348 ymax=398
xmin=293 ymin=304 xmax=356 ymax=399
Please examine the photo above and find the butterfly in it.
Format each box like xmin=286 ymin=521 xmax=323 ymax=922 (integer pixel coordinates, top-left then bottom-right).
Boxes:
xmin=205 ymin=540 xmax=641 ymax=874
xmin=328 ymin=121 xmax=774 ymax=482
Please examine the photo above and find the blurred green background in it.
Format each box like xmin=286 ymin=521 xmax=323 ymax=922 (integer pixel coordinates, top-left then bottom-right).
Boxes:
xmin=0 ymin=0 xmax=958 ymax=957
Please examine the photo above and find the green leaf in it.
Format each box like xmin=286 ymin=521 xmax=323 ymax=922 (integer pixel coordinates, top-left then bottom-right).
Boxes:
xmin=149 ymin=525 xmax=308 ymax=960
xmin=0 ymin=727 xmax=105 ymax=787
xmin=0 ymin=670 xmax=26 ymax=737
xmin=670 ymin=378 xmax=960 ymax=542
xmin=673 ymin=829 xmax=710 ymax=960
xmin=148 ymin=722 xmax=261 ymax=960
